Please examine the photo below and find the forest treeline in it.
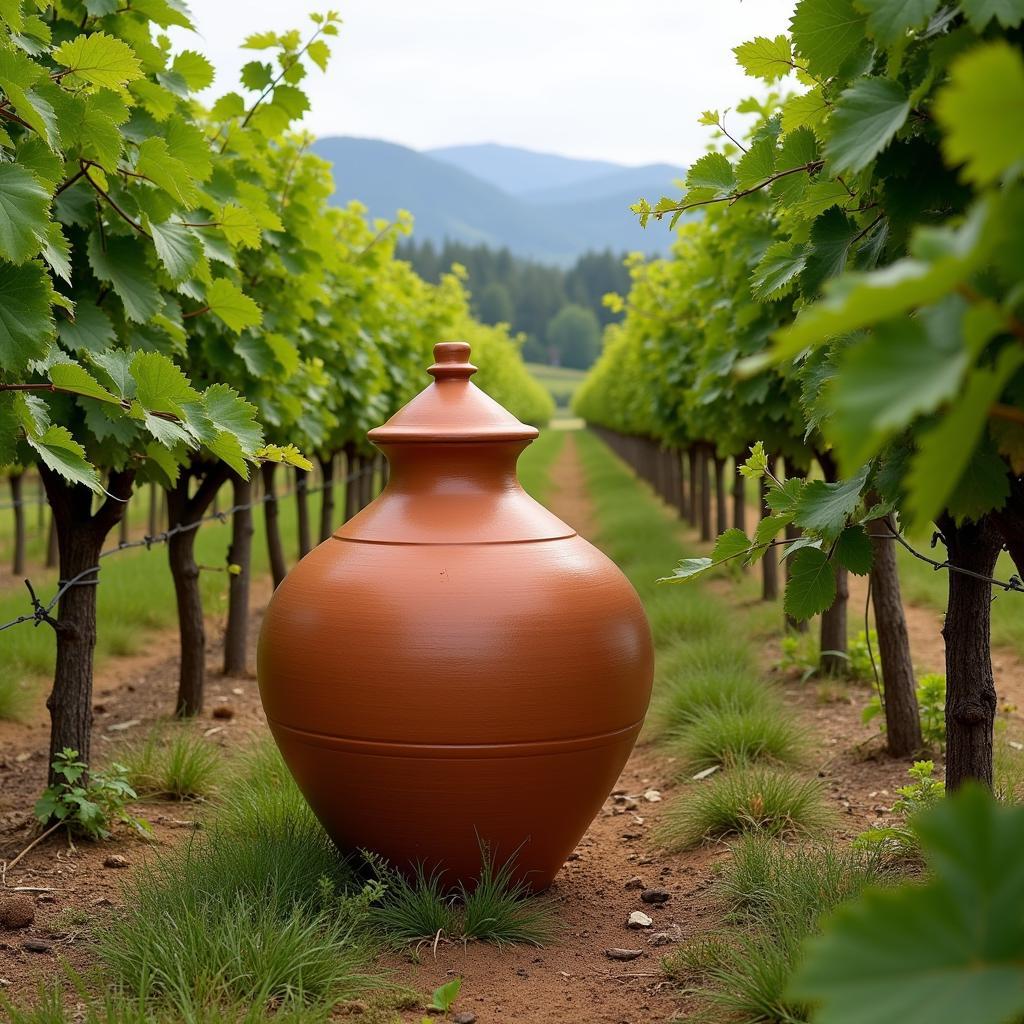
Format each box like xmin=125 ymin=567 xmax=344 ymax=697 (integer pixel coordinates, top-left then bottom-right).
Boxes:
xmin=397 ymin=240 xmax=630 ymax=369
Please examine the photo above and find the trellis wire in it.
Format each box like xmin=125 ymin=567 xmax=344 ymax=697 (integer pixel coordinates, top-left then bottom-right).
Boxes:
xmin=0 ymin=467 xmax=369 ymax=635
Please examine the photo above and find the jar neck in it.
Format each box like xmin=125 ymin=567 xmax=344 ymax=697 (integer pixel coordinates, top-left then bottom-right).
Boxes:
xmin=378 ymin=440 xmax=528 ymax=495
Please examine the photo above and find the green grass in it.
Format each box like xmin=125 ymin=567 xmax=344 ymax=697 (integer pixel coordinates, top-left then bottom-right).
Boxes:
xmin=654 ymin=670 xmax=774 ymax=733
xmin=115 ymin=724 xmax=223 ymax=800
xmin=664 ymin=834 xmax=894 ymax=1024
xmin=657 ymin=768 xmax=834 ymax=851
xmin=371 ymin=862 xmax=457 ymax=942
xmin=672 ymin=706 xmax=807 ymax=773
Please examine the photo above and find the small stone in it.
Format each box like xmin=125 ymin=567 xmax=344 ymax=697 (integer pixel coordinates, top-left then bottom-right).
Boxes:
xmin=22 ymin=939 xmax=52 ymax=954
xmin=566 ymin=851 xmax=581 ymax=861
xmin=452 ymin=1013 xmax=477 ymax=1024
xmin=103 ymin=855 xmax=129 ymax=869
xmin=641 ymin=888 xmax=671 ymax=905
xmin=212 ymin=705 xmax=235 ymax=720
xmin=624 ymin=876 xmax=645 ymax=890
xmin=605 ymin=947 xmax=644 ymax=961
xmin=0 ymin=894 xmax=35 ymax=929
xmin=649 ymin=925 xmax=682 ymax=947
xmin=627 ymin=911 xmax=653 ymax=929
xmin=643 ymin=789 xmax=662 ymax=802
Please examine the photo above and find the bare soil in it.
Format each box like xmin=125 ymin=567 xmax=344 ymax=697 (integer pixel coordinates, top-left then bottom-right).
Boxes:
xmin=1 ymin=435 xmax=1019 ymax=1022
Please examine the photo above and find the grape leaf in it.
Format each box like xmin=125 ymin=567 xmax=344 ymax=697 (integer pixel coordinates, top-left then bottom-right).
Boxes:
xmin=734 ymin=35 xmax=794 ymax=83
xmin=49 ymin=362 xmax=121 ymax=405
xmin=52 ymin=32 xmax=143 ymax=89
xmin=752 ymin=242 xmax=807 ymax=300
xmin=171 ymin=49 xmax=214 ymax=91
xmin=131 ymin=350 xmax=199 ymax=416
xmin=0 ymin=163 xmax=49 ymax=263
xmin=853 ymin=0 xmax=939 ymax=45
xmin=834 ymin=524 xmax=873 ymax=574
xmin=792 ymin=465 xmax=870 ymax=539
xmin=826 ymin=77 xmax=910 ymax=175
xmin=790 ymin=786 xmax=1024 ymax=1024
xmin=957 ymin=0 xmax=1024 ymax=30
xmin=659 ymin=557 xmax=714 ymax=583
xmin=57 ymin=305 xmax=115 ymax=354
xmin=686 ymin=153 xmax=735 ymax=195
xmin=0 ymin=260 xmax=54 ymax=373
xmin=735 ymin=138 xmax=777 ymax=190
xmin=790 ymin=0 xmax=868 ymax=78
xmin=150 ymin=219 xmax=203 ymax=281
xmin=785 ymin=547 xmax=837 ymax=619
xmin=934 ymin=41 xmax=1024 ymax=187
xmin=87 ymin=234 xmax=162 ymax=323
xmin=781 ymin=87 xmax=831 ymax=134
xmin=26 ymin=424 xmax=101 ymax=492
xmin=204 ymin=278 xmax=262 ymax=332
xmin=712 ymin=528 xmax=752 ymax=562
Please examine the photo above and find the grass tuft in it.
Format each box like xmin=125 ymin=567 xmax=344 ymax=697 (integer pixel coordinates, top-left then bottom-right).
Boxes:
xmin=458 ymin=844 xmax=557 ymax=946
xmin=371 ymin=862 xmax=457 ymax=942
xmin=116 ymin=724 xmax=222 ymax=800
xmin=655 ymin=670 xmax=772 ymax=733
xmin=672 ymin=705 xmax=807 ymax=773
xmin=657 ymin=768 xmax=834 ymax=850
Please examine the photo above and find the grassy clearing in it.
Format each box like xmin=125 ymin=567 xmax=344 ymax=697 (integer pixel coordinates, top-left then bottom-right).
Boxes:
xmin=525 ymin=361 xmax=586 ymax=411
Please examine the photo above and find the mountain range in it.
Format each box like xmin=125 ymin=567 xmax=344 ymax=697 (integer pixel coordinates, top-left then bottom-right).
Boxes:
xmin=310 ymin=137 xmax=683 ymax=264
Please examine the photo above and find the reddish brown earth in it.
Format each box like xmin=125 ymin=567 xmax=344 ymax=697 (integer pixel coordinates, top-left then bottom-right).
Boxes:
xmin=1 ymin=433 xmax=1019 ymax=1022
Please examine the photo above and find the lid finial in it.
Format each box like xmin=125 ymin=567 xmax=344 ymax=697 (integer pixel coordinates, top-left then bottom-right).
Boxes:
xmin=428 ymin=342 xmax=477 ymax=382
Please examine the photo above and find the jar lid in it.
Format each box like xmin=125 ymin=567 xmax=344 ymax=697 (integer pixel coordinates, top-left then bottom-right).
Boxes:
xmin=367 ymin=342 xmax=540 ymax=445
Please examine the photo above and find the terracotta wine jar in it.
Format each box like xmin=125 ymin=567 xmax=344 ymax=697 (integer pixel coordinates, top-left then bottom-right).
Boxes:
xmin=257 ymin=342 xmax=653 ymax=890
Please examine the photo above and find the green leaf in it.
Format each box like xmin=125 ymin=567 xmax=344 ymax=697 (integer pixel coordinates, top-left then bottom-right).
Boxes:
xmin=905 ymin=347 xmax=1024 ymax=526
xmin=790 ymin=0 xmax=868 ymax=79
xmin=753 ymin=512 xmax=795 ymax=551
xmin=0 ymin=48 xmax=59 ymax=149
xmin=52 ymin=32 xmax=143 ymax=89
xmin=0 ymin=163 xmax=49 ymax=263
xmin=853 ymin=0 xmax=939 ymax=45
xmin=830 ymin=302 xmax=970 ymax=470
xmin=957 ymin=0 xmax=1024 ymax=30
xmin=87 ymin=234 xmax=162 ymax=324
xmin=258 ymin=443 xmax=312 ymax=470
xmin=150 ymin=220 xmax=203 ymax=281
xmin=826 ymin=77 xmax=910 ymax=175
xmin=430 ymin=979 xmax=462 ymax=1013
xmin=790 ymin=786 xmax=1024 ymax=1024
xmin=712 ymin=528 xmax=752 ymax=562
xmin=217 ymin=204 xmax=261 ymax=249
xmin=686 ymin=152 xmax=735 ymax=196
xmin=740 ymin=440 xmax=770 ymax=478
xmin=735 ymin=138 xmax=777 ymax=190
xmin=240 ymin=60 xmax=273 ymax=90
xmin=136 ymin=137 xmax=201 ymax=206
xmin=752 ymin=242 xmax=807 ymax=300
xmin=659 ymin=557 xmax=714 ymax=584
xmin=307 ymin=39 xmax=331 ymax=72
xmin=0 ymin=260 xmax=54 ymax=373
xmin=801 ymin=209 xmax=861 ymax=296
xmin=49 ymin=362 xmax=121 ymax=405
xmin=945 ymin=435 xmax=1011 ymax=524
xmin=41 ymin=223 xmax=71 ymax=283
xmin=171 ymin=49 xmax=214 ymax=91
xmin=934 ymin=41 xmax=1024 ymax=187
xmin=130 ymin=350 xmax=199 ymax=416
xmin=200 ymin=382 xmax=262 ymax=473
xmin=204 ymin=278 xmax=262 ymax=333
xmin=781 ymin=87 xmax=831 ymax=135
xmin=734 ymin=35 xmax=794 ymax=82
xmin=775 ymin=201 xmax=990 ymax=354
xmin=26 ymin=424 xmax=101 ymax=492
xmin=792 ymin=465 xmax=869 ymax=539
xmin=785 ymin=547 xmax=837 ymax=620
xmin=58 ymin=305 xmax=115 ymax=355
xmin=834 ymin=524 xmax=873 ymax=574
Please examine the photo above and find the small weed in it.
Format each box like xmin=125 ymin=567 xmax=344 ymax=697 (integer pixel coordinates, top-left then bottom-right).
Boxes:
xmin=117 ymin=724 xmax=222 ymax=800
xmin=35 ymin=749 xmax=149 ymax=840
xmin=672 ymin=705 xmax=806 ymax=773
xmin=657 ymin=768 xmax=833 ymax=850
xmin=855 ymin=760 xmax=944 ymax=857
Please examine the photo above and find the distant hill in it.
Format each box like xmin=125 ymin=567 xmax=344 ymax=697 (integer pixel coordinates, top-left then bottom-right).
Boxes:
xmin=311 ymin=136 xmax=681 ymax=264
xmin=427 ymin=142 xmax=623 ymax=196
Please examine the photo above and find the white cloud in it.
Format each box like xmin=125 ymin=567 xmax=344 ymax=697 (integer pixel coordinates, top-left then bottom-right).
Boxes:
xmin=176 ymin=0 xmax=796 ymax=166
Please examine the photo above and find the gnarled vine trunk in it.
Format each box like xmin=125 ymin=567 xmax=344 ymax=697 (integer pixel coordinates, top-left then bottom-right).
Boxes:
xmin=714 ymin=455 xmax=728 ymax=535
xmin=868 ymin=518 xmax=921 ymax=756
xmin=318 ymin=453 xmax=336 ymax=542
xmin=940 ymin=513 xmax=1002 ymax=789
xmin=732 ymin=457 xmax=746 ymax=535
xmin=760 ymin=458 xmax=778 ymax=601
xmin=687 ymin=447 xmax=698 ymax=527
xmin=817 ymin=452 xmax=847 ymax=673
xmin=261 ymin=461 xmax=287 ymax=588
xmin=166 ymin=464 xmax=230 ymax=717
xmin=40 ymin=466 xmax=134 ymax=785
xmin=699 ymin=447 xmax=712 ymax=542
xmin=223 ymin=473 xmax=254 ymax=678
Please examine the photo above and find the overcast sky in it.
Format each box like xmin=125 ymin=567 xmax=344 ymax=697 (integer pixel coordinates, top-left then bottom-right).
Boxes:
xmin=178 ymin=1 xmax=796 ymax=167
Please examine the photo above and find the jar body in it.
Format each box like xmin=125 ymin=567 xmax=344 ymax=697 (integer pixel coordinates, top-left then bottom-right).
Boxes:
xmin=258 ymin=528 xmax=653 ymax=889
